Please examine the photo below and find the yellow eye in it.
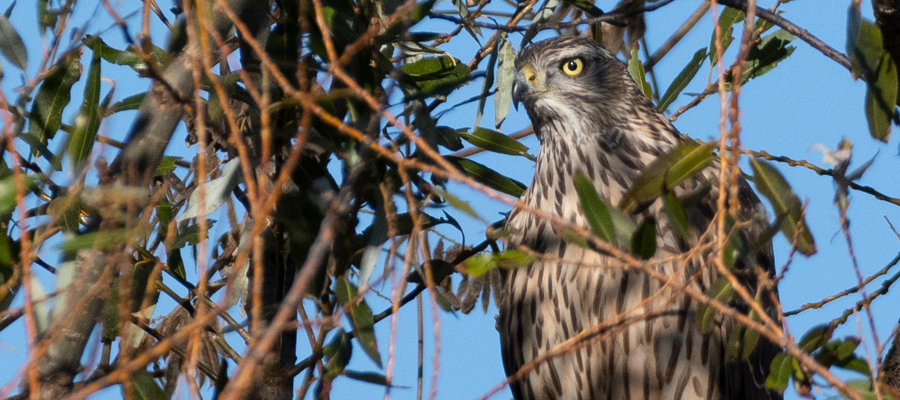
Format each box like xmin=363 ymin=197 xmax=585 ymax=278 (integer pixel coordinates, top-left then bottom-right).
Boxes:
xmin=562 ymin=58 xmax=583 ymax=76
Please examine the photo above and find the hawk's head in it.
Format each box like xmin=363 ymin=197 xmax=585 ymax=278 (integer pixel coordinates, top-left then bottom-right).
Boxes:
xmin=513 ymin=36 xmax=643 ymax=137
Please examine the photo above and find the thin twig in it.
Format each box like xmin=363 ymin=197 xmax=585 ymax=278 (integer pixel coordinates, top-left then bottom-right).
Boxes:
xmin=646 ymin=1 xmax=710 ymax=69
xmin=287 ymin=238 xmax=493 ymax=377
xmin=831 ymin=267 xmax=900 ymax=328
xmin=785 ymin=251 xmax=900 ymax=316
xmin=746 ymin=148 xmax=900 ymax=207
xmin=430 ymin=0 xmax=676 ymax=33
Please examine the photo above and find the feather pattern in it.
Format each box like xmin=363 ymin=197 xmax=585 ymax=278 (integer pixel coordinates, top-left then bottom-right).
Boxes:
xmin=498 ymin=36 xmax=782 ymax=400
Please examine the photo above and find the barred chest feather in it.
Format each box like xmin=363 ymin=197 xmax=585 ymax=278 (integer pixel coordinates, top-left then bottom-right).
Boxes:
xmin=496 ymin=114 xmax=776 ymax=400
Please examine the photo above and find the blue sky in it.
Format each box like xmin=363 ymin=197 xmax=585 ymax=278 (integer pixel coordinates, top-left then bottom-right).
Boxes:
xmin=1 ymin=0 xmax=899 ymax=399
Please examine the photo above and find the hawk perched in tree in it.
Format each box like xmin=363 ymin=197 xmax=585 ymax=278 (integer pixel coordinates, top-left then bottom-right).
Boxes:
xmin=497 ymin=36 xmax=782 ymax=400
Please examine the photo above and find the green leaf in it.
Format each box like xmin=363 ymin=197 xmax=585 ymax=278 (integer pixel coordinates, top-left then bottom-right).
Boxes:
xmin=177 ymin=159 xmax=242 ymax=222
xmin=432 ymin=186 xmax=481 ymax=220
xmin=709 ymin=7 xmax=743 ymax=66
xmin=19 ymin=132 xmax=61 ymax=171
xmin=574 ymin=174 xmax=616 ymax=243
xmin=445 ymin=156 xmax=526 ymax=197
xmin=750 ymin=158 xmax=816 ymax=256
xmin=591 ymin=23 xmax=603 ymax=45
xmin=166 ymin=248 xmax=186 ymax=280
xmin=620 ymin=140 xmax=715 ymax=213
xmin=410 ymin=0 xmax=438 ymax=24
xmin=721 ymin=215 xmax=751 ymax=271
xmin=324 ymin=330 xmax=353 ymax=378
xmin=107 ymin=93 xmax=145 ymax=115
xmin=341 ymin=370 xmax=392 ymax=386
xmin=726 ymin=325 xmax=754 ymax=362
xmin=814 ymin=338 xmax=865 ymax=370
xmin=335 ymin=278 xmax=381 ymax=367
xmin=725 ymin=310 xmax=761 ymax=362
xmin=464 ymin=250 xmax=534 ymax=277
xmin=864 ymin=52 xmax=897 ymax=141
xmin=458 ymin=127 xmax=535 ymax=160
xmin=630 ymin=217 xmax=657 ymax=259
xmin=129 ymin=256 xmax=160 ymax=311
xmin=609 ymin=207 xmax=638 ymax=245
xmin=836 ymin=356 xmax=872 ymax=377
xmin=126 ymin=371 xmax=167 ymax=400
xmin=0 ymin=175 xmax=36 ymax=215
xmin=434 ymin=126 xmax=464 ymax=151
xmin=38 ymin=0 xmax=58 ymax=32
xmin=82 ymin=35 xmax=166 ymax=70
xmin=627 ymin=47 xmax=652 ymax=99
xmin=740 ymin=324 xmax=761 ymax=361
xmin=560 ymin=228 xmax=590 ymax=249
xmin=27 ymin=49 xmax=82 ymax=145
xmin=0 ymin=233 xmax=14 ymax=277
xmin=843 ymin=379 xmax=895 ymax=400
xmin=401 ymin=56 xmax=471 ymax=97
xmin=154 ymin=157 xmax=179 ymax=177
xmin=450 ymin=0 xmax=472 ymax=23
xmin=0 ymin=15 xmax=27 ymax=69
xmin=495 ymin=38 xmax=516 ymax=128
xmin=524 ymin=0 xmax=560 ymax=44
xmin=156 ymin=198 xmax=174 ymax=235
xmin=47 ymin=195 xmax=81 ymax=232
xmin=846 ymin=9 xmax=897 ymax=142
xmin=663 ymin=192 xmax=690 ymax=242
xmin=658 ymin=47 xmax=706 ymax=112
xmin=67 ymin=51 xmax=102 ymax=164
xmin=171 ymin=220 xmax=215 ymax=250
xmin=0 ymin=236 xmax=18 ymax=315
xmin=847 ymin=9 xmax=885 ymax=80
xmin=740 ymin=29 xmax=795 ymax=84
xmin=476 ymin=34 xmax=501 ymax=129
xmin=727 ymin=303 xmax=761 ymax=361
xmin=829 ymin=339 xmax=860 ymax=364
xmin=798 ymin=324 xmax=831 ymax=353
xmin=766 ymin=352 xmax=793 ymax=392
xmin=695 ymin=277 xmax=733 ymax=334
xmin=415 ymin=112 xmax=442 ymax=151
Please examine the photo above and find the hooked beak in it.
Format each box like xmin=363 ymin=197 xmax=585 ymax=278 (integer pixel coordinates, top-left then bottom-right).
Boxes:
xmin=512 ymin=64 xmax=538 ymax=111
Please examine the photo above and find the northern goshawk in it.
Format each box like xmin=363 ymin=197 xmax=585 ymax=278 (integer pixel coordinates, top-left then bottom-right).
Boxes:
xmin=497 ymin=36 xmax=782 ymax=400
